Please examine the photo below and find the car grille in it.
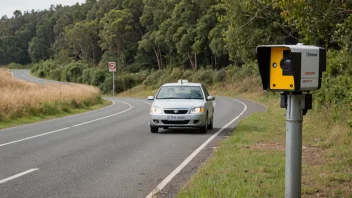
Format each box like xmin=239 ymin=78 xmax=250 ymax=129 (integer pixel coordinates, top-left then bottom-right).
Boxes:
xmin=161 ymin=120 xmax=190 ymax=124
xmin=164 ymin=110 xmax=188 ymax=114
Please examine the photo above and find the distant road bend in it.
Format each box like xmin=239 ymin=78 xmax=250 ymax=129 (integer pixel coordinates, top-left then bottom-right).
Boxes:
xmin=1 ymin=70 xmax=264 ymax=198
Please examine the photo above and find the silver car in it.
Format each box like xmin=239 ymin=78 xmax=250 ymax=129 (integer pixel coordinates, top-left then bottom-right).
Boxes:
xmin=148 ymin=80 xmax=215 ymax=133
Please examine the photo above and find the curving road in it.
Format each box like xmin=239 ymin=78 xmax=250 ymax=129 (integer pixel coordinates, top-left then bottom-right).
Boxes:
xmin=1 ymin=70 xmax=265 ymax=198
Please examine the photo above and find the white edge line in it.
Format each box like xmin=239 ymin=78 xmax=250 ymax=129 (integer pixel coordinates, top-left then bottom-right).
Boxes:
xmin=0 ymin=100 xmax=133 ymax=147
xmin=0 ymin=168 xmax=39 ymax=184
xmin=145 ymin=98 xmax=248 ymax=198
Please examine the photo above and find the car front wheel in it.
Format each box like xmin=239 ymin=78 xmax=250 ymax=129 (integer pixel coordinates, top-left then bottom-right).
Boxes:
xmin=150 ymin=125 xmax=158 ymax=133
xmin=208 ymin=116 xmax=213 ymax=130
xmin=199 ymin=114 xmax=208 ymax=134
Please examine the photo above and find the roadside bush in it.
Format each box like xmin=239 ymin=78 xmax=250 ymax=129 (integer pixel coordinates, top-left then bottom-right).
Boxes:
xmin=8 ymin=63 xmax=29 ymax=69
xmin=121 ymin=73 xmax=138 ymax=90
xmin=182 ymin=70 xmax=194 ymax=79
xmin=31 ymin=60 xmax=58 ymax=79
xmin=49 ymin=68 xmax=61 ymax=81
xmin=134 ymin=70 xmax=150 ymax=84
xmin=143 ymin=69 xmax=166 ymax=88
xmin=60 ymin=62 xmax=88 ymax=82
xmin=192 ymin=68 xmax=213 ymax=85
xmin=161 ymin=67 xmax=184 ymax=84
xmin=212 ymin=69 xmax=226 ymax=83
xmin=314 ymin=50 xmax=352 ymax=109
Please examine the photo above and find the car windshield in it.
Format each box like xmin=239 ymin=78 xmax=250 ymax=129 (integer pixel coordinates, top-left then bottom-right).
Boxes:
xmin=156 ymin=86 xmax=204 ymax=99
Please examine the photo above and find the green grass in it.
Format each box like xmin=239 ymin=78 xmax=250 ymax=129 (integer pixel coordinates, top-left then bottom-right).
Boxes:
xmin=176 ymin=93 xmax=352 ymax=197
xmin=0 ymin=99 xmax=111 ymax=129
xmin=116 ymin=85 xmax=158 ymax=98
xmin=176 ymin=101 xmax=287 ymax=198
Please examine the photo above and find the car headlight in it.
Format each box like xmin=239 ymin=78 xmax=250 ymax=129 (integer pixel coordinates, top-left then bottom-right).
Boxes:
xmin=190 ymin=107 xmax=205 ymax=114
xmin=150 ymin=106 xmax=162 ymax=114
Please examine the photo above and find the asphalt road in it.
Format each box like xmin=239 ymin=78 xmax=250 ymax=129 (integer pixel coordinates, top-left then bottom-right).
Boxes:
xmin=1 ymin=70 xmax=265 ymax=198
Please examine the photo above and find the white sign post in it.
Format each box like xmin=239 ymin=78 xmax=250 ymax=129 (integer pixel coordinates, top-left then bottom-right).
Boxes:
xmin=109 ymin=62 xmax=116 ymax=96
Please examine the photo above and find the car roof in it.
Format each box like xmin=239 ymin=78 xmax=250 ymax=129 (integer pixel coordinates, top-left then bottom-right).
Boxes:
xmin=162 ymin=82 xmax=202 ymax=87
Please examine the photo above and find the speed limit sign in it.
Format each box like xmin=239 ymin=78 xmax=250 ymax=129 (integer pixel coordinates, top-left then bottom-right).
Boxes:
xmin=109 ymin=62 xmax=116 ymax=72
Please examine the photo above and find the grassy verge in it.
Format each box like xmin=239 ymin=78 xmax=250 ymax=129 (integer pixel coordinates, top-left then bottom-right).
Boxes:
xmin=176 ymin=81 xmax=352 ymax=197
xmin=116 ymin=85 xmax=158 ymax=98
xmin=0 ymin=69 xmax=110 ymax=129
xmin=0 ymin=100 xmax=111 ymax=129
xmin=177 ymin=100 xmax=286 ymax=197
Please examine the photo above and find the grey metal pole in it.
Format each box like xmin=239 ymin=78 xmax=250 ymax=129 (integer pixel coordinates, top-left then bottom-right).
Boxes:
xmin=285 ymin=94 xmax=304 ymax=198
xmin=112 ymin=72 xmax=115 ymax=97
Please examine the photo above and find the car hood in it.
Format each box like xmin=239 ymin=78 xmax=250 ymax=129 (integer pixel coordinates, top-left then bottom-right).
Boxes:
xmin=153 ymin=99 xmax=204 ymax=109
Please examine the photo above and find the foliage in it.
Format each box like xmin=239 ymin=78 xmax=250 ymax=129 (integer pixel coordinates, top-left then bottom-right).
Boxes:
xmin=8 ymin=63 xmax=31 ymax=69
xmin=314 ymin=50 xmax=352 ymax=108
xmin=2 ymin=0 xmax=352 ymax=110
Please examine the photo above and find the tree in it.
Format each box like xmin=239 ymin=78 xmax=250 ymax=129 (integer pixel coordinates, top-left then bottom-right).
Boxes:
xmin=29 ymin=12 xmax=56 ymax=62
xmin=139 ymin=0 xmax=175 ymax=69
xmin=270 ymin=0 xmax=352 ymax=49
xmin=13 ymin=10 xmax=22 ymax=18
xmin=99 ymin=9 xmax=135 ymax=66
xmin=223 ymin=0 xmax=292 ymax=61
xmin=65 ymin=20 xmax=101 ymax=63
xmin=87 ymin=0 xmax=121 ymax=20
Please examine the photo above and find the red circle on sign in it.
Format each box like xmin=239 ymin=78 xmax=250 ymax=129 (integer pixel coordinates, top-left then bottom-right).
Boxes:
xmin=109 ymin=62 xmax=116 ymax=70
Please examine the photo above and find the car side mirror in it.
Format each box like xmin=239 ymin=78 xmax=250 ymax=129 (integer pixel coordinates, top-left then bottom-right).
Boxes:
xmin=207 ymin=96 xmax=215 ymax=101
xmin=148 ymin=96 xmax=154 ymax=100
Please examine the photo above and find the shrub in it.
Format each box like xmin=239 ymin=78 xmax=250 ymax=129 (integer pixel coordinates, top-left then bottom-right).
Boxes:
xmin=213 ymin=69 xmax=226 ymax=83
xmin=191 ymin=68 xmax=213 ymax=85
xmin=143 ymin=69 xmax=166 ymax=88
xmin=8 ymin=63 xmax=26 ymax=69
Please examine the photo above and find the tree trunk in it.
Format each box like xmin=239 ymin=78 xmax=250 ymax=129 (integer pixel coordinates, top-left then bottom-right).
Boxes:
xmin=158 ymin=45 xmax=163 ymax=69
xmin=194 ymin=53 xmax=197 ymax=70
xmin=187 ymin=53 xmax=195 ymax=70
xmin=215 ymin=56 xmax=217 ymax=69
xmin=153 ymin=46 xmax=161 ymax=70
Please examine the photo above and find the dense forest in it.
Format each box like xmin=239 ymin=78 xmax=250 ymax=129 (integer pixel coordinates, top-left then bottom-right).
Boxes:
xmin=1 ymin=0 xmax=352 ymax=97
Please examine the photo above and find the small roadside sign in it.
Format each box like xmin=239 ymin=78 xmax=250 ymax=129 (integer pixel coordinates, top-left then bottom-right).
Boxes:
xmin=109 ymin=62 xmax=116 ymax=72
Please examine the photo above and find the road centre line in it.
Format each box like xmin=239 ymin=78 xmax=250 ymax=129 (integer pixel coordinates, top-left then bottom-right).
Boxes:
xmin=0 ymin=169 xmax=39 ymax=184
xmin=0 ymin=100 xmax=134 ymax=148
xmin=145 ymin=98 xmax=248 ymax=198
xmin=71 ymin=105 xmax=134 ymax=128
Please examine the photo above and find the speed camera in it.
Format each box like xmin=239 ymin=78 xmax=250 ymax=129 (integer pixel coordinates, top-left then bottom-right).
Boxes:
xmin=256 ymin=44 xmax=326 ymax=92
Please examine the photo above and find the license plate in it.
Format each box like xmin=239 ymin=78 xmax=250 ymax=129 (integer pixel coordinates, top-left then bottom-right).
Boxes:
xmin=167 ymin=116 xmax=185 ymax=121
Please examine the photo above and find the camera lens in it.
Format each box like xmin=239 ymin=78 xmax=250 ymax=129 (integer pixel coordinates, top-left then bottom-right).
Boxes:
xmin=280 ymin=58 xmax=292 ymax=71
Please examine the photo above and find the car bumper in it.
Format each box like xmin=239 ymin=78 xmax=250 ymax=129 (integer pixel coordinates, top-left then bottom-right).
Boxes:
xmin=149 ymin=113 xmax=206 ymax=128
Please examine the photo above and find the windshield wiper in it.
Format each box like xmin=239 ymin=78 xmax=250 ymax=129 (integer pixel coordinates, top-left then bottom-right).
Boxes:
xmin=184 ymin=97 xmax=204 ymax=99
xmin=156 ymin=97 xmax=182 ymax=99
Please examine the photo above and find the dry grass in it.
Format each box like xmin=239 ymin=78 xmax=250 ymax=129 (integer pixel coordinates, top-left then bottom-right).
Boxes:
xmin=0 ymin=69 xmax=101 ymax=121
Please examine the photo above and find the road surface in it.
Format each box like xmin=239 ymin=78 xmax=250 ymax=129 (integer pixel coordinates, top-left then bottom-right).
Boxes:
xmin=1 ymin=70 xmax=265 ymax=198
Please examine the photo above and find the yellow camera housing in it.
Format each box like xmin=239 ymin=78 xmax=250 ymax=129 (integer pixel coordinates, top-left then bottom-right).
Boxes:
xmin=269 ymin=47 xmax=295 ymax=90
xmin=256 ymin=44 xmax=326 ymax=92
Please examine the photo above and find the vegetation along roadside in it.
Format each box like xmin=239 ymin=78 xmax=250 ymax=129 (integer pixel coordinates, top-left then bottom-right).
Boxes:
xmin=0 ymin=69 xmax=110 ymax=129
xmin=1 ymin=0 xmax=351 ymax=196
